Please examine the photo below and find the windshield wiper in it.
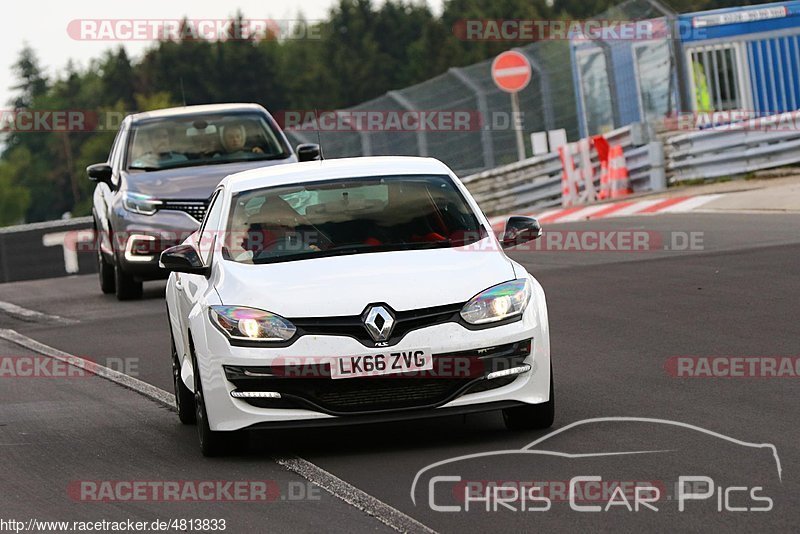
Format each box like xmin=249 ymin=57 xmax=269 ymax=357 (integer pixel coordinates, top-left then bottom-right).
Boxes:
xmin=320 ymin=241 xmax=453 ymax=255
xmin=128 ymin=165 xmax=161 ymax=172
xmin=250 ymin=241 xmax=454 ymax=264
xmin=210 ymin=154 xmax=291 ymax=165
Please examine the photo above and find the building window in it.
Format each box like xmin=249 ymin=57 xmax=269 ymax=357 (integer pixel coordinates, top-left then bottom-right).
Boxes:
xmin=687 ymin=45 xmax=743 ymax=112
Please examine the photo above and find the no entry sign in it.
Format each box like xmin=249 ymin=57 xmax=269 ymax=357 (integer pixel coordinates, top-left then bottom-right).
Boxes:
xmin=491 ymin=50 xmax=532 ymax=93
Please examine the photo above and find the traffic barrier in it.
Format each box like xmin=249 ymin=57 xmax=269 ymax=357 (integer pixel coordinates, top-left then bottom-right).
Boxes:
xmin=608 ymin=145 xmax=633 ymax=199
xmin=577 ymin=138 xmax=597 ymax=202
xmin=558 ymin=144 xmax=579 ymax=207
xmin=666 ymin=110 xmax=800 ymax=182
xmin=592 ymin=135 xmax=611 ymax=200
xmin=462 ymin=123 xmax=664 ymax=216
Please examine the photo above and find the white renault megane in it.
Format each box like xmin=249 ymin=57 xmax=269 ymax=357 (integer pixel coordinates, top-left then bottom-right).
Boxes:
xmin=161 ymin=156 xmax=553 ymax=455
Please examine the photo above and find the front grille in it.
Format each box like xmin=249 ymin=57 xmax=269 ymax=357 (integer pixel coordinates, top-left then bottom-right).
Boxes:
xmin=290 ymin=302 xmax=464 ymax=347
xmin=160 ymin=200 xmax=208 ymax=222
xmin=225 ymin=338 xmax=532 ymax=415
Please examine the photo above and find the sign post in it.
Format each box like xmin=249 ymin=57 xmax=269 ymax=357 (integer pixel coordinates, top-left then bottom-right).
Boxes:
xmin=491 ymin=50 xmax=532 ymax=162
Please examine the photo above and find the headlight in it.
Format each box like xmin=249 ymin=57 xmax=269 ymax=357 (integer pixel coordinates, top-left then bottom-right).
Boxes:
xmin=209 ymin=305 xmax=296 ymax=342
xmin=460 ymin=279 xmax=532 ymax=325
xmin=123 ymin=191 xmax=161 ymax=215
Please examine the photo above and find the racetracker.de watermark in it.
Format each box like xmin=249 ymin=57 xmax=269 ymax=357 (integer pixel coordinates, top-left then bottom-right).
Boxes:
xmin=665 ymin=110 xmax=800 ymax=131
xmin=456 ymin=479 xmax=665 ymax=504
xmin=0 ymin=356 xmax=140 ymax=378
xmin=665 ymin=356 xmax=800 ymax=378
xmin=454 ymin=19 xmax=661 ymax=41
xmin=68 ymin=480 xmax=320 ymax=502
xmin=0 ymin=109 xmax=526 ymax=133
xmin=67 ymin=19 xmax=322 ymax=41
xmin=471 ymin=230 xmax=705 ymax=252
xmin=274 ymin=110 xmax=520 ymax=132
xmin=62 ymin=229 xmax=706 ymax=255
xmin=451 ymin=18 xmax=709 ymax=41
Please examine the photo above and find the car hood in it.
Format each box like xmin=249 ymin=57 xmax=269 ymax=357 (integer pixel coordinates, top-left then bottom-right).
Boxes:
xmin=214 ymin=242 xmax=516 ymax=317
xmin=124 ymin=158 xmax=296 ymax=200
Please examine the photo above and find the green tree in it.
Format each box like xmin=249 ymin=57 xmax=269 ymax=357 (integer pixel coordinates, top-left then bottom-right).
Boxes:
xmin=0 ymin=160 xmax=32 ymax=225
xmin=9 ymin=45 xmax=48 ymax=108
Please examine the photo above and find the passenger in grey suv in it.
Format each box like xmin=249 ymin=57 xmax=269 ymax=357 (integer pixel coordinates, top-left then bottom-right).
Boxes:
xmin=87 ymin=103 xmax=319 ymax=300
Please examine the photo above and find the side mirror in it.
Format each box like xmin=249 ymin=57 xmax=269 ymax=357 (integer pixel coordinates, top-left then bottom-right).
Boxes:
xmin=296 ymin=143 xmax=321 ymax=162
xmin=87 ymin=163 xmax=112 ymax=184
xmin=159 ymin=244 xmax=210 ymax=276
xmin=501 ymin=216 xmax=542 ymax=249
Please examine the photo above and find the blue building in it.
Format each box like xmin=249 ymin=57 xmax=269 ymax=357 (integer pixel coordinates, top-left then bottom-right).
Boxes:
xmin=571 ymin=1 xmax=800 ymax=137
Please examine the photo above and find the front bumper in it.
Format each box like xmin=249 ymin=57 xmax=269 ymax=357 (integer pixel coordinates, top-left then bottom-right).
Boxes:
xmin=192 ymin=294 xmax=551 ymax=431
xmin=110 ymin=207 xmax=201 ymax=279
xmin=223 ymin=338 xmax=533 ymax=415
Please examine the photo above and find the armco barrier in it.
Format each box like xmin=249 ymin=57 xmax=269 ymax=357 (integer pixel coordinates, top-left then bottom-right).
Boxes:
xmin=0 ymin=217 xmax=96 ymax=283
xmin=462 ymin=123 xmax=666 ymax=217
xmin=666 ymin=111 xmax=800 ymax=182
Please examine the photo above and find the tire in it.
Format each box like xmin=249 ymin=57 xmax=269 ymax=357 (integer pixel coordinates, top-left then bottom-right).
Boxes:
xmin=503 ymin=367 xmax=555 ymax=431
xmin=192 ymin=348 xmax=235 ymax=457
xmin=114 ymin=260 xmax=143 ymax=301
xmin=95 ymin=226 xmax=115 ymax=294
xmin=171 ymin=331 xmax=196 ymax=425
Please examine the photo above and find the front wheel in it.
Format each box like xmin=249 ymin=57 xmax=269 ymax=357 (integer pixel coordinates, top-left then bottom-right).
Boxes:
xmin=192 ymin=352 xmax=235 ymax=457
xmin=98 ymin=249 xmax=116 ymax=294
xmin=95 ymin=226 xmax=115 ymax=294
xmin=503 ymin=367 xmax=554 ymax=431
xmin=171 ymin=333 xmax=195 ymax=424
xmin=114 ymin=260 xmax=143 ymax=301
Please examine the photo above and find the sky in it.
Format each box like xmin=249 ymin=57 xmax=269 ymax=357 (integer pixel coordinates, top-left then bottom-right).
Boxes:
xmin=3 ymin=0 xmax=443 ymax=109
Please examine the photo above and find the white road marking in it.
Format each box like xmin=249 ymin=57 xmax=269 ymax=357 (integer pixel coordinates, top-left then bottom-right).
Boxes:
xmin=0 ymin=328 xmax=172 ymax=405
xmin=660 ymin=194 xmax=724 ymax=213
xmin=529 ymin=207 xmax=563 ymax=220
xmin=0 ymin=300 xmax=78 ymax=325
xmin=602 ymin=198 xmax=663 ymax=217
xmin=0 ymin=328 xmax=438 ymax=534
xmin=553 ymin=204 xmax=610 ymax=222
xmin=275 ymin=455 xmax=436 ymax=534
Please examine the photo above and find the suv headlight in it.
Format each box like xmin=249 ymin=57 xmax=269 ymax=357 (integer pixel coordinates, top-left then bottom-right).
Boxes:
xmin=209 ymin=305 xmax=296 ymax=342
xmin=460 ymin=279 xmax=532 ymax=325
xmin=123 ymin=191 xmax=161 ymax=215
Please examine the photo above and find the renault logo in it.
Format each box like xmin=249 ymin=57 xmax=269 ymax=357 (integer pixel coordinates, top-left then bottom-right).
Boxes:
xmin=363 ymin=305 xmax=395 ymax=342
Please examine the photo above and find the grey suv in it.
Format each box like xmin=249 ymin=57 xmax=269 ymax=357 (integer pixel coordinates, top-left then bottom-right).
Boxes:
xmin=88 ymin=103 xmax=319 ymax=300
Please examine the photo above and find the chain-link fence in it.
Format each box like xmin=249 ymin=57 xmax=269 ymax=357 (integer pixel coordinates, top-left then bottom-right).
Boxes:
xmin=286 ymin=0 xmax=679 ymax=177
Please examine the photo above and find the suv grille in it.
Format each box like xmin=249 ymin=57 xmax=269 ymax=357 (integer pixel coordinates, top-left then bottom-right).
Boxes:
xmin=160 ymin=200 xmax=208 ymax=222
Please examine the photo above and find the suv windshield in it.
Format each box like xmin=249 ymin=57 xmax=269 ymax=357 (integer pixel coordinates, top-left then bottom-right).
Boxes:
xmin=127 ymin=113 xmax=289 ymax=171
xmin=224 ymin=174 xmax=487 ymax=264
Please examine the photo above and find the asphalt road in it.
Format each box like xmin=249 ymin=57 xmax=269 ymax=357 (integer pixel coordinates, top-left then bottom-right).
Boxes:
xmin=1 ymin=212 xmax=798 ymax=532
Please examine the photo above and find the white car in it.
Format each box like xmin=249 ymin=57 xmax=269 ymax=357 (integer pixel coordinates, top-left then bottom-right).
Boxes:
xmin=161 ymin=156 xmax=553 ymax=456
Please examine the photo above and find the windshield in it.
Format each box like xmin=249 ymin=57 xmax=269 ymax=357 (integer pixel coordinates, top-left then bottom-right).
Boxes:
xmin=224 ymin=174 xmax=487 ymax=264
xmin=127 ymin=112 xmax=290 ymax=171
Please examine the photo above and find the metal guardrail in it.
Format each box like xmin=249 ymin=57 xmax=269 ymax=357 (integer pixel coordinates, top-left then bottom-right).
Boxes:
xmin=666 ymin=112 xmax=800 ymax=182
xmin=462 ymin=152 xmax=563 ymax=216
xmin=462 ymin=123 xmax=666 ymax=217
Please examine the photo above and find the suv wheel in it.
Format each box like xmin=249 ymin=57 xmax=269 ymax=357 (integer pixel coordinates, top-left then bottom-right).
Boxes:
xmin=114 ymin=259 xmax=143 ymax=300
xmin=97 ymin=248 xmax=116 ymax=295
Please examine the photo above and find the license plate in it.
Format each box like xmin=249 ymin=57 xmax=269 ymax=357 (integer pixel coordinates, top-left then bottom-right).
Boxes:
xmin=330 ymin=349 xmax=433 ymax=379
